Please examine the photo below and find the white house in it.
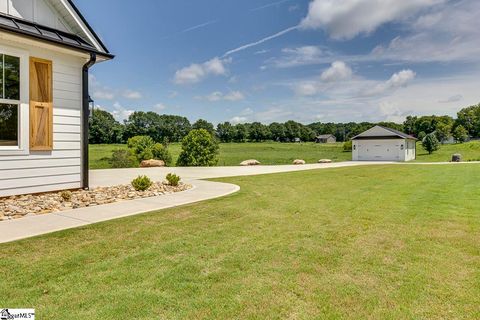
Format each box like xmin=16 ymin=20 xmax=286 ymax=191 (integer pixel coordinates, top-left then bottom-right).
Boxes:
xmin=351 ymin=125 xmax=417 ymax=162
xmin=0 ymin=0 xmax=113 ymax=197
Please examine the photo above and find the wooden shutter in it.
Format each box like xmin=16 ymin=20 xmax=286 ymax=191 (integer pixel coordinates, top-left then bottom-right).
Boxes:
xmin=30 ymin=57 xmax=53 ymax=151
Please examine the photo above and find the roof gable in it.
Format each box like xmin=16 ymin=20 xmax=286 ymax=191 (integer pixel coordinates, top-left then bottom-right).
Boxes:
xmin=352 ymin=125 xmax=416 ymax=140
xmin=0 ymin=0 xmax=110 ymax=56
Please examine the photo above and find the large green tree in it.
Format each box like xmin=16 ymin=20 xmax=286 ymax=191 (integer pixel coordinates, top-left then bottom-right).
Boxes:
xmin=456 ymin=103 xmax=480 ymax=137
xmin=89 ymin=109 xmax=124 ymax=144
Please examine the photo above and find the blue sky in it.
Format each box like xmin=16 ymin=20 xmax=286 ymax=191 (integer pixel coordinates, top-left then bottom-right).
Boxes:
xmin=76 ymin=0 xmax=480 ymax=124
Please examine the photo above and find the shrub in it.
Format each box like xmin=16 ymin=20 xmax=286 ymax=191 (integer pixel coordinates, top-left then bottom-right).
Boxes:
xmin=127 ymin=135 xmax=155 ymax=161
xmin=110 ymin=149 xmax=137 ymax=168
xmin=177 ymin=129 xmax=219 ymax=167
xmin=60 ymin=190 xmax=72 ymax=202
xmin=453 ymin=125 xmax=468 ymax=143
xmin=166 ymin=173 xmax=181 ymax=186
xmin=152 ymin=143 xmax=172 ymax=166
xmin=422 ymin=133 xmax=440 ymax=154
xmin=131 ymin=175 xmax=153 ymax=191
xmin=343 ymin=140 xmax=352 ymax=152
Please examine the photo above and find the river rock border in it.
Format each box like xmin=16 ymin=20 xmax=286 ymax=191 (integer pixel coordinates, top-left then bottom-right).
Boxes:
xmin=0 ymin=182 xmax=192 ymax=221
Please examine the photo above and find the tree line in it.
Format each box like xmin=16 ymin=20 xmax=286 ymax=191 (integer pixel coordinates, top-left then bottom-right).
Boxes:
xmin=89 ymin=103 xmax=480 ymax=144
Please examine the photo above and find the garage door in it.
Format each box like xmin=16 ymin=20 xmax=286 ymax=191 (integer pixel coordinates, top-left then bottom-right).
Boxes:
xmin=357 ymin=141 xmax=400 ymax=161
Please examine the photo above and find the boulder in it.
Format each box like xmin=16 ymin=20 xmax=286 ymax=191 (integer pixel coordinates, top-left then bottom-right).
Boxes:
xmin=240 ymin=159 xmax=261 ymax=166
xmin=293 ymin=159 xmax=306 ymax=165
xmin=318 ymin=159 xmax=332 ymax=164
xmin=451 ymin=154 xmax=462 ymax=162
xmin=140 ymin=159 xmax=166 ymax=168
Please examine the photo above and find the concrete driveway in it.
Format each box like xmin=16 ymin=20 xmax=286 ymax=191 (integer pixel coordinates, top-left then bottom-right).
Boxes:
xmin=90 ymin=161 xmax=393 ymax=187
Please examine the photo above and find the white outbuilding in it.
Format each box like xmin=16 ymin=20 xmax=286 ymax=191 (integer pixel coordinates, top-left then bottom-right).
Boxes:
xmin=351 ymin=125 xmax=417 ymax=162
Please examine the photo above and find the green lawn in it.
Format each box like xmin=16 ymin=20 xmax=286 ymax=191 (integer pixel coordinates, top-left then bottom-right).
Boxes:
xmin=90 ymin=141 xmax=480 ymax=169
xmin=1 ymin=165 xmax=479 ymax=319
xmin=89 ymin=142 xmax=351 ymax=169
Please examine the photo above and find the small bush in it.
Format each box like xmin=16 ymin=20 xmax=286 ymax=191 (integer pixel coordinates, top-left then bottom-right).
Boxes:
xmin=60 ymin=190 xmax=72 ymax=202
xmin=152 ymin=143 xmax=173 ymax=166
xmin=343 ymin=140 xmax=352 ymax=152
xmin=177 ymin=129 xmax=219 ymax=167
xmin=127 ymin=135 xmax=155 ymax=161
xmin=110 ymin=149 xmax=137 ymax=168
xmin=166 ymin=173 xmax=181 ymax=186
xmin=131 ymin=175 xmax=153 ymax=191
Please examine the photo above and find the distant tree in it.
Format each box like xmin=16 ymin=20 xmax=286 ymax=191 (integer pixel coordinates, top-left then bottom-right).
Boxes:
xmin=157 ymin=115 xmax=191 ymax=142
xmin=417 ymin=131 xmax=427 ymax=141
xmin=452 ymin=125 xmax=469 ymax=143
xmin=403 ymin=116 xmax=417 ymax=135
xmin=456 ymin=103 xmax=480 ymax=137
xmin=248 ymin=122 xmax=270 ymax=142
xmin=233 ymin=124 xmax=248 ymax=142
xmin=422 ymin=133 xmax=440 ymax=154
xmin=177 ymin=129 xmax=219 ymax=166
xmin=435 ymin=123 xmax=452 ymax=144
xmin=124 ymin=111 xmax=162 ymax=141
xmin=284 ymin=120 xmax=302 ymax=141
xmin=192 ymin=119 xmax=215 ymax=136
xmin=216 ymin=122 xmax=235 ymax=142
xmin=300 ymin=126 xmax=316 ymax=142
xmin=269 ymin=122 xmax=286 ymax=142
xmin=89 ymin=109 xmax=124 ymax=144
xmin=377 ymin=122 xmax=404 ymax=132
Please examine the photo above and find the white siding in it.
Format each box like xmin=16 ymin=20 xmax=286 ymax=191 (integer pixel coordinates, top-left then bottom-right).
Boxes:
xmin=0 ymin=0 xmax=71 ymax=32
xmin=0 ymin=38 xmax=86 ymax=197
xmin=352 ymin=138 xmax=416 ymax=162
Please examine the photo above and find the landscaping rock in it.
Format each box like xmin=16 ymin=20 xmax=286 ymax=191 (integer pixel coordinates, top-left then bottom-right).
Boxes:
xmin=318 ymin=159 xmax=333 ymax=163
xmin=240 ymin=159 xmax=261 ymax=166
xmin=140 ymin=159 xmax=166 ymax=168
xmin=451 ymin=154 xmax=462 ymax=162
xmin=0 ymin=182 xmax=192 ymax=221
xmin=293 ymin=159 xmax=306 ymax=165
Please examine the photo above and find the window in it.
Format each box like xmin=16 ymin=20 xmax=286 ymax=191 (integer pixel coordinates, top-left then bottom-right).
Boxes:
xmin=0 ymin=53 xmax=21 ymax=147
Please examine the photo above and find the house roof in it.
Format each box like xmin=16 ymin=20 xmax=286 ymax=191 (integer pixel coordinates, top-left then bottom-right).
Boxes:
xmin=316 ymin=134 xmax=336 ymax=139
xmin=0 ymin=0 xmax=114 ymax=60
xmin=352 ymin=125 xmax=417 ymax=140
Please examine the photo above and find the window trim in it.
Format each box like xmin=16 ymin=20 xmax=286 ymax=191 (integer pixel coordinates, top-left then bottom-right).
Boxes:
xmin=0 ymin=46 xmax=29 ymax=155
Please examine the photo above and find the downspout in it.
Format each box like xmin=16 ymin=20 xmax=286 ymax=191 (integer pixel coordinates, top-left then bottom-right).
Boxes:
xmin=82 ymin=53 xmax=97 ymax=189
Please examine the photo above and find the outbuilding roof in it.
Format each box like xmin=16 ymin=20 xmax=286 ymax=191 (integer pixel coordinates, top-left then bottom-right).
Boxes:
xmin=316 ymin=134 xmax=336 ymax=139
xmin=352 ymin=125 xmax=417 ymax=140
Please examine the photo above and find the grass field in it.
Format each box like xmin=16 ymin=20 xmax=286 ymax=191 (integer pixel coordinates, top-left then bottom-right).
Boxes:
xmin=1 ymin=165 xmax=479 ymax=319
xmin=90 ymin=141 xmax=480 ymax=169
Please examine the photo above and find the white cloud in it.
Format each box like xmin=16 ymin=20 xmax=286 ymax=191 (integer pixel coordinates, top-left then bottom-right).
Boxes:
xmin=230 ymin=116 xmax=248 ymax=124
xmin=439 ymin=94 xmax=463 ymax=104
xmin=274 ymin=46 xmax=327 ymax=68
xmin=199 ymin=91 xmax=245 ymax=102
xmin=370 ymin=1 xmax=480 ymax=63
xmin=300 ymin=0 xmax=444 ymax=39
xmin=294 ymin=61 xmax=353 ymax=96
xmin=154 ymin=103 xmax=167 ymax=110
xmin=122 ymin=90 xmax=142 ymax=99
xmin=320 ymin=61 xmax=352 ymax=82
xmin=363 ymin=69 xmax=416 ymax=96
xmin=174 ymin=57 xmax=231 ymax=84
xmin=92 ymin=89 xmax=115 ymax=100
xmin=224 ymin=91 xmax=245 ymax=101
xmin=110 ymin=102 xmax=134 ymax=122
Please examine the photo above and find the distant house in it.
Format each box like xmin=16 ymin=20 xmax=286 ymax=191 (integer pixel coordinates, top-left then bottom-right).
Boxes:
xmin=351 ymin=125 xmax=417 ymax=162
xmin=316 ymin=134 xmax=336 ymax=144
xmin=0 ymin=0 xmax=113 ymax=197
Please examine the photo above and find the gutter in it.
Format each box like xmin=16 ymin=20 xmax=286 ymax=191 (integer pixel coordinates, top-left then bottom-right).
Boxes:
xmin=82 ymin=53 xmax=97 ymax=190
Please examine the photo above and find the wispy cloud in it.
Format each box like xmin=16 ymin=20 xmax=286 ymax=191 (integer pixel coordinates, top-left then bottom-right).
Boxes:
xmin=181 ymin=20 xmax=218 ymax=33
xmin=223 ymin=25 xmax=299 ymax=57
xmin=251 ymin=0 xmax=293 ymax=11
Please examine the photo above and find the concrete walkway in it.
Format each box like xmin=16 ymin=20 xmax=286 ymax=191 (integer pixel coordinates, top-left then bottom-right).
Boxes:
xmin=1 ymin=160 xmax=478 ymax=244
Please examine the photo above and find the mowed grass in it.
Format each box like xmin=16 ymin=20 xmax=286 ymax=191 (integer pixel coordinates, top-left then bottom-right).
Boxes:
xmin=89 ymin=142 xmax=350 ymax=169
xmin=1 ymin=165 xmax=479 ymax=319
xmin=416 ymin=140 xmax=480 ymax=162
